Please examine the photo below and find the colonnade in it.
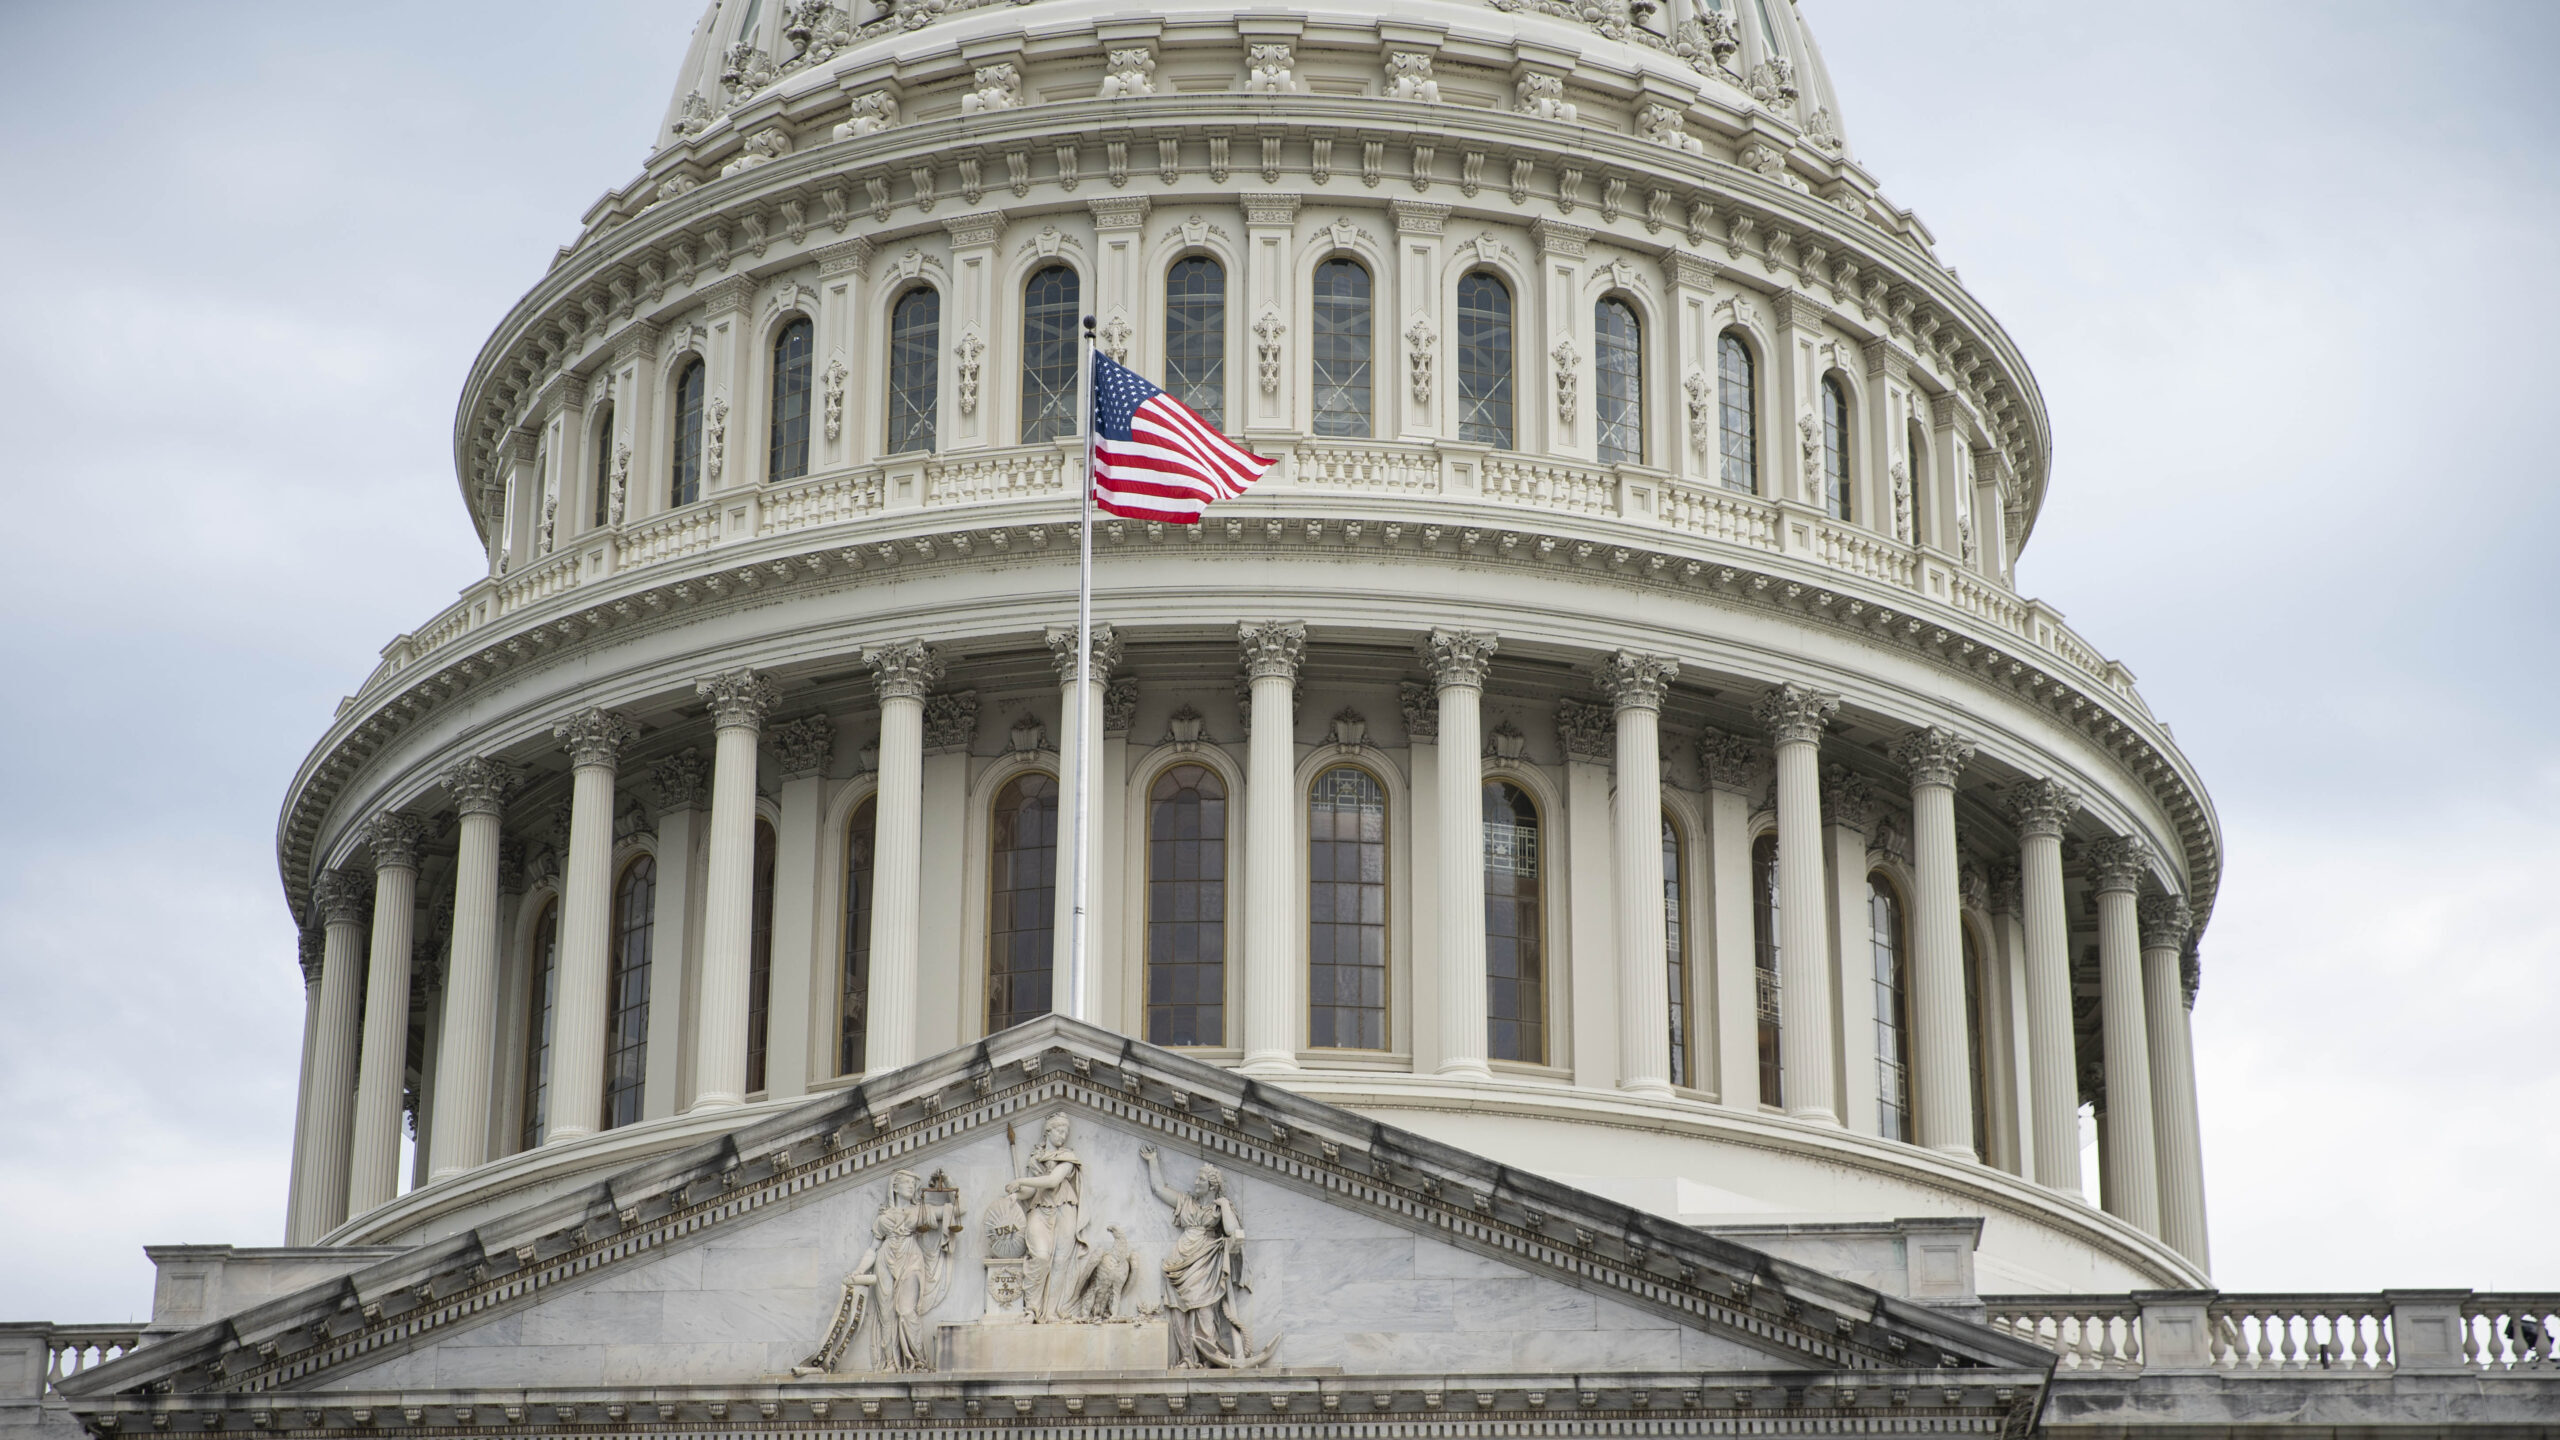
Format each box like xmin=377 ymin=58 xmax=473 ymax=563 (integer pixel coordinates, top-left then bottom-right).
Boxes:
xmin=282 ymin=627 xmax=2209 ymax=1275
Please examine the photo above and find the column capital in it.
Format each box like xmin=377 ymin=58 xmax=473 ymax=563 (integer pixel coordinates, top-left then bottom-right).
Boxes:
xmin=1597 ymin=651 xmax=1679 ymax=713
xmin=1888 ymin=726 xmax=1976 ymax=790
xmin=1988 ymin=860 xmax=2023 ymax=917
xmin=924 ymin=690 xmax=980 ymax=752
xmin=1389 ymin=199 xmax=1451 ymax=236
xmin=439 ymin=757 xmax=517 ymax=818
xmin=554 ymin=707 xmax=641 ymax=769
xmin=1420 ymin=627 xmax=1497 ymax=688
xmin=766 ymin=715 xmax=835 ymax=780
xmin=867 ymin=640 xmax=945 ymax=703
xmin=1555 ymin=697 xmax=1612 ymax=763
xmin=497 ymin=836 xmax=527 ymax=895
xmin=1104 ymin=677 xmax=1140 ymax=735
xmin=1238 ymin=620 xmax=1308 ymax=682
xmin=652 ymin=747 xmax=713 ymax=810
xmin=1819 ymin=764 xmax=1876 ymax=834
xmin=2006 ymin=778 xmax=2080 ymax=839
xmin=1753 ymin=682 xmax=1839 ymax=747
xmin=367 ymin=812 xmax=430 ymax=871
xmin=1398 ymin=680 xmax=1439 ymax=741
xmin=2088 ymin=835 xmax=2156 ymax=895
xmin=298 ymin=927 xmax=325 ymax=986
xmin=697 ymin=668 xmax=781 ymax=731
xmin=1958 ymin=861 xmax=1991 ymax=913
xmin=1696 ymin=726 xmax=1764 ymax=792
xmin=313 ymin=867 xmax=372 ymax=928
xmin=2138 ymin=892 xmax=2192 ymax=951
xmin=1046 ymin=621 xmax=1126 ymax=686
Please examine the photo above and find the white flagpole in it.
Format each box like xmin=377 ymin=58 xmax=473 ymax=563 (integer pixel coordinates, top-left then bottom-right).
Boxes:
xmin=1069 ymin=315 xmax=1097 ymax=1025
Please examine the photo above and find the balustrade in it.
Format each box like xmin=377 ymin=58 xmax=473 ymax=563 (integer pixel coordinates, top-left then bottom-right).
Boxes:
xmin=43 ymin=1326 xmax=142 ymax=1392
xmin=1985 ymin=1297 xmax=2144 ymax=1371
xmin=1660 ymin=479 xmax=1779 ymax=551
xmin=1298 ymin=442 xmax=1440 ymax=495
xmin=2208 ymin=1295 xmax=2393 ymax=1372
xmin=925 ymin=448 xmax=1066 ymax=507
xmin=493 ymin=547 xmax=584 ymax=616
xmin=762 ymin=470 xmax=882 ymax=534
xmin=2464 ymin=1295 xmax=2558 ymax=1369
xmin=1481 ymin=455 xmax=1617 ymax=516
xmin=617 ymin=502 xmax=723 ymax=568
xmin=1986 ymin=1292 xmax=2560 ymax=1375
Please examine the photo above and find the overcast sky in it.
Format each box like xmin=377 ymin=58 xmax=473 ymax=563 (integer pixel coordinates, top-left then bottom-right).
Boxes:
xmin=2 ymin=1 xmax=2554 ymax=1324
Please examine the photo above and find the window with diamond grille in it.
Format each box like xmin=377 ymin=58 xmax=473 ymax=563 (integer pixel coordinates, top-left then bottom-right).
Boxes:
xmin=1870 ymin=873 xmax=1913 ymax=1142
xmin=1455 ymin=271 xmax=1514 ymax=448
xmin=1752 ymin=832 xmax=1782 ymax=1106
xmin=887 ymin=287 xmax=939 ymax=454
xmin=1308 ymin=766 xmax=1387 ymax=1048
xmin=1595 ymin=297 xmax=1642 ymax=463
xmin=1165 ymin=257 xmax=1226 ymax=430
xmin=1719 ymin=331 xmax=1756 ymax=492
xmin=603 ymin=855 xmax=656 ymax=1131
xmin=839 ymin=798 xmax=875 ymax=1075
xmin=1311 ymin=259 xmax=1372 ymax=437
xmin=769 ymin=317 xmax=812 ymax=480
xmin=1146 ymin=764 xmax=1228 ymax=1047
xmin=1822 ymin=373 xmax=1853 ymax=520
xmin=987 ymin=772 xmax=1059 ymax=1031
xmin=671 ymin=359 xmax=706 ymax=506
xmin=1020 ymin=265 xmax=1081 ymax=442
xmin=1484 ymin=780 xmax=1546 ymax=1064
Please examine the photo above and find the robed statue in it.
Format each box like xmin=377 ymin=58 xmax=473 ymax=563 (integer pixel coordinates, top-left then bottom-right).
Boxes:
xmin=1138 ymin=1145 xmax=1275 ymax=1367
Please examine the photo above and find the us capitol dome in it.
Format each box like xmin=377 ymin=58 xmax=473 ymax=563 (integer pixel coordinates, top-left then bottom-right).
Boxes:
xmin=20 ymin=2 xmax=2559 ymax=1437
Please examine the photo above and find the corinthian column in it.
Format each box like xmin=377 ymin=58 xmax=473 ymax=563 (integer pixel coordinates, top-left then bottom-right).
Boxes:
xmin=2009 ymin=779 xmax=2083 ymax=1195
xmin=427 ymin=759 xmax=513 ymax=1180
xmin=1426 ymin=628 xmax=1499 ymax=1079
xmin=1889 ymin=727 xmax=1980 ymax=1157
xmin=694 ymin=668 xmax=781 ymax=1112
xmin=1754 ymin=683 xmax=1840 ymax=1124
xmin=1237 ymin=621 xmax=1307 ymax=1073
xmin=348 ymin=811 xmax=429 ymax=1217
xmin=1047 ymin=622 xmax=1125 ymax=1024
xmin=2090 ymin=836 xmax=2161 ymax=1235
xmin=864 ymin=641 xmax=942 ymax=1073
xmin=294 ymin=871 xmax=370 ymax=1238
xmin=1600 ymin=651 xmax=1679 ymax=1096
xmin=545 ymin=707 xmax=640 ymax=1144
xmin=2142 ymin=894 xmax=2209 ymax=1268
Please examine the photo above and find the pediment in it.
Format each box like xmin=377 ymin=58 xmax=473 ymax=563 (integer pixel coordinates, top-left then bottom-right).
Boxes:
xmin=58 ymin=1018 xmax=2052 ymax=1434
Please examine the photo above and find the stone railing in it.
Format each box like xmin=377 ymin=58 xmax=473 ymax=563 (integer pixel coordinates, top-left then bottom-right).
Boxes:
xmin=1985 ymin=1291 xmax=2560 ymax=1375
xmin=2465 ymin=1294 xmax=2560 ymax=1370
xmin=1985 ymin=1295 xmax=2144 ymax=1371
xmin=0 ymin=1323 xmax=144 ymax=1401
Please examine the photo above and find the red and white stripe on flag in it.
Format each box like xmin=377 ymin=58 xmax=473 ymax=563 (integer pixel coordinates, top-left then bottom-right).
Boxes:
xmin=1091 ymin=361 xmax=1272 ymax=523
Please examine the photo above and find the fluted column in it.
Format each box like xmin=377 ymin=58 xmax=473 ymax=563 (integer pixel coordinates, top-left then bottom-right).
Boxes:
xmin=2010 ymin=780 xmax=2083 ymax=1195
xmin=1698 ymin=730 xmax=1765 ymax=1108
xmin=694 ymin=668 xmax=781 ymax=1112
xmin=2091 ymin=836 xmax=2161 ymax=1235
xmin=864 ymin=642 xmax=942 ymax=1073
xmin=545 ymin=707 xmax=640 ymax=1144
xmin=1755 ymin=684 xmax=1840 ymax=1124
xmin=427 ymin=758 xmax=512 ymax=1180
xmin=1238 ymin=622 xmax=1308 ymax=1073
xmin=1891 ymin=727 xmax=1980 ymax=1157
xmin=293 ymin=873 xmax=369 ymax=1238
xmin=1048 ymin=623 xmax=1125 ymax=1024
xmin=283 ymin=930 xmax=324 ymax=1241
xmin=348 ymin=812 xmax=429 ymax=1216
xmin=1425 ymin=628 xmax=1498 ymax=1079
xmin=1600 ymin=652 xmax=1679 ymax=1096
xmin=2142 ymin=894 xmax=2209 ymax=1268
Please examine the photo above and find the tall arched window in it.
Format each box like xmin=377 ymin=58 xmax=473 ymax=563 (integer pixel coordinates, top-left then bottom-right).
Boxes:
xmin=519 ymin=899 xmax=559 ymax=1151
xmin=769 ymin=317 xmax=813 ymax=481
xmin=1308 ymin=766 xmax=1387 ymax=1049
xmin=1455 ymin=271 xmax=1514 ymax=448
xmin=1751 ymin=832 xmax=1781 ymax=1106
xmin=1484 ymin=781 xmax=1546 ymax=1064
xmin=603 ymin=854 xmax=656 ymax=1131
xmin=744 ymin=818 xmax=777 ymax=1093
xmin=1963 ymin=921 xmax=1989 ymax=1160
xmin=840 ymin=798 xmax=876 ymax=1075
xmin=987 ymin=772 xmax=1059 ymax=1031
xmin=1662 ymin=814 xmax=1688 ymax=1088
xmin=1165 ymin=257 xmax=1226 ymax=430
xmin=1869 ymin=874 xmax=1912 ymax=1142
xmin=671 ymin=359 xmax=707 ymax=507
xmin=1020 ymin=265 xmax=1080 ymax=442
xmin=1718 ymin=331 xmax=1756 ymax=492
xmin=590 ymin=404 xmax=616 ymax=527
xmin=1311 ymin=258 xmax=1372 ymax=437
xmin=887 ymin=287 xmax=940 ymax=454
xmin=1821 ymin=374 xmax=1853 ymax=520
xmin=1595 ymin=298 xmax=1643 ymax=464
xmin=1905 ymin=416 xmax=1931 ymax=541
xmin=1146 ymin=765 xmax=1228 ymax=1046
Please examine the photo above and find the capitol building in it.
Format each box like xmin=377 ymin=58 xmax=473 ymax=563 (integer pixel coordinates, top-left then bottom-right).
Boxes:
xmin=8 ymin=1 xmax=2554 ymax=1436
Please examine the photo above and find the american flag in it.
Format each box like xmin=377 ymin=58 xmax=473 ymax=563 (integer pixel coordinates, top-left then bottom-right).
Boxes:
xmin=1089 ymin=352 xmax=1272 ymax=523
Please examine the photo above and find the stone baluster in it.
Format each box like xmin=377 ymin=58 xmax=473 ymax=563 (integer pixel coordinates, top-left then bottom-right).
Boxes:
xmin=427 ymin=758 xmax=513 ymax=1180
xmin=1047 ymin=622 xmax=1125 ymax=1024
xmin=1237 ymin=621 xmax=1308 ymax=1073
xmin=1754 ymin=683 xmax=1841 ymax=1124
xmin=348 ymin=811 xmax=429 ymax=1217
xmin=694 ymin=668 xmax=782 ymax=1112
xmin=2141 ymin=894 xmax=2210 ymax=1268
xmin=544 ymin=707 xmax=641 ymax=1144
xmin=1424 ymin=628 xmax=1498 ymax=1079
xmin=292 ymin=871 xmax=370 ymax=1239
xmin=1599 ymin=651 xmax=1679 ymax=1096
xmin=863 ymin=641 xmax=943 ymax=1074
xmin=2089 ymin=837 xmax=2161 ymax=1234
xmin=1890 ymin=727 xmax=1980 ymax=1157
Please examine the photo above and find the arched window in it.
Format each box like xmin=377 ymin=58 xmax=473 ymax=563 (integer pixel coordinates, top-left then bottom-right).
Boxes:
xmin=839 ymin=798 xmax=876 ymax=1075
xmin=1165 ymin=257 xmax=1226 ymax=430
xmin=987 ymin=772 xmax=1059 ymax=1031
xmin=671 ymin=359 xmax=707 ymax=507
xmin=1821 ymin=373 xmax=1852 ymax=520
xmin=887 ymin=287 xmax=939 ymax=454
xmin=1595 ymin=297 xmax=1642 ymax=464
xmin=1311 ymin=258 xmax=1372 ymax=437
xmin=1718 ymin=331 xmax=1756 ymax=492
xmin=769 ymin=317 xmax=813 ymax=481
xmin=519 ymin=899 xmax=559 ymax=1151
xmin=590 ymin=403 xmax=616 ymax=528
xmin=1905 ymin=416 xmax=1930 ymax=541
xmin=1751 ymin=832 xmax=1781 ymax=1106
xmin=1020 ymin=265 xmax=1081 ymax=443
xmin=1963 ymin=921 xmax=1990 ymax=1161
xmin=1869 ymin=873 xmax=1912 ymax=1142
xmin=1455 ymin=271 xmax=1514 ymax=448
xmin=745 ymin=818 xmax=777 ymax=1093
xmin=1308 ymin=766 xmax=1387 ymax=1049
xmin=1146 ymin=764 xmax=1228 ymax=1046
xmin=1662 ymin=814 xmax=1687 ymax=1088
xmin=1484 ymin=781 xmax=1546 ymax=1064
xmin=603 ymin=854 xmax=656 ymax=1131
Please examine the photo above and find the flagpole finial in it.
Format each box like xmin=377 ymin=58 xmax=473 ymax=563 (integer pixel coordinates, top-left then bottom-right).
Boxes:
xmin=1082 ymin=313 xmax=1097 ymax=338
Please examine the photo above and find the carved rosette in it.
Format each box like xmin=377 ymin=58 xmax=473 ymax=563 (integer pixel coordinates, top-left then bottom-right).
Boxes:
xmin=1236 ymin=620 xmax=1308 ymax=684
xmin=1103 ymin=677 xmax=1140 ymax=735
xmin=554 ymin=707 xmax=642 ymax=770
xmin=652 ymin=748 xmax=712 ymax=810
xmin=1888 ymin=727 xmax=1977 ymax=791
xmin=1597 ymin=651 xmax=1678 ymax=713
xmin=1819 ymin=765 xmax=1877 ymax=835
xmin=1696 ymin=727 xmax=1763 ymax=792
xmin=313 ymin=868 xmax=372 ymax=929
xmin=867 ymin=640 xmax=945 ymax=704
xmin=1752 ymin=683 xmax=1839 ymax=747
xmin=698 ymin=668 xmax=782 ymax=732
xmin=2086 ymin=836 xmax=2156 ymax=895
xmin=2138 ymin=892 xmax=2193 ymax=952
xmin=923 ymin=691 xmax=980 ymax=752
xmin=1045 ymin=622 xmax=1125 ymax=686
xmin=2005 ymin=778 xmax=2080 ymax=841
xmin=1554 ymin=697 xmax=1613 ymax=763
xmin=766 ymin=715 xmax=835 ymax=780
xmin=1420 ymin=627 xmax=1498 ymax=688
xmin=367 ymin=811 xmax=431 ymax=871
xmin=440 ymin=757 xmax=516 ymax=818
xmin=1398 ymin=680 xmax=1439 ymax=741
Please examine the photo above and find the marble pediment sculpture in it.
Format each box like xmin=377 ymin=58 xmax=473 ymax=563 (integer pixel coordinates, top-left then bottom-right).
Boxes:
xmin=53 ymin=1017 xmax=2056 ymax=1436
